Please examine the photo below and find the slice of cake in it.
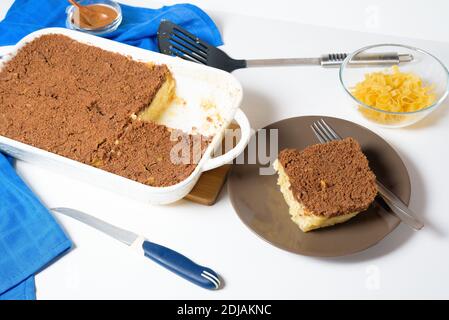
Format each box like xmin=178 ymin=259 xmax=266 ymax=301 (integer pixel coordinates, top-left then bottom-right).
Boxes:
xmin=273 ymin=138 xmax=377 ymax=232
xmin=0 ymin=34 xmax=207 ymax=188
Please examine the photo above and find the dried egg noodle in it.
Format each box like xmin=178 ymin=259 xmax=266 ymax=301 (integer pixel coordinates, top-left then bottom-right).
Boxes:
xmin=352 ymin=66 xmax=436 ymax=124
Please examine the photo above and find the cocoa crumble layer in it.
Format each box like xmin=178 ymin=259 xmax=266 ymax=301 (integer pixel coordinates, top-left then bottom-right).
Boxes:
xmin=98 ymin=120 xmax=210 ymax=187
xmin=0 ymin=34 xmax=208 ymax=187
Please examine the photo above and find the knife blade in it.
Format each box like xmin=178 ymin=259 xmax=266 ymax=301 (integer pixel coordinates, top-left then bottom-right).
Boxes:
xmin=52 ymin=207 xmax=221 ymax=290
xmin=53 ymin=207 xmax=138 ymax=245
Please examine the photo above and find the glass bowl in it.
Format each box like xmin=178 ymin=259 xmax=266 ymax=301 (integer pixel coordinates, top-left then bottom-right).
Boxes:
xmin=66 ymin=0 xmax=122 ymax=36
xmin=339 ymin=44 xmax=449 ymax=128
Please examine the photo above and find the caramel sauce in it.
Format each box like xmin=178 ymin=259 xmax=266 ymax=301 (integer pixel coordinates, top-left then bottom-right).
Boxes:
xmin=72 ymin=4 xmax=118 ymax=29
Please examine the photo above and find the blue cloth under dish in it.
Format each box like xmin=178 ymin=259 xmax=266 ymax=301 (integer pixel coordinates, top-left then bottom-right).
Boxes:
xmin=0 ymin=0 xmax=222 ymax=300
xmin=0 ymin=154 xmax=72 ymax=300
xmin=0 ymin=0 xmax=223 ymax=49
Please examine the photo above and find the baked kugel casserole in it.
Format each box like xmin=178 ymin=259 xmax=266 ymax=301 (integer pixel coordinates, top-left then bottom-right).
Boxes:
xmin=0 ymin=34 xmax=209 ymax=187
xmin=273 ymin=138 xmax=378 ymax=232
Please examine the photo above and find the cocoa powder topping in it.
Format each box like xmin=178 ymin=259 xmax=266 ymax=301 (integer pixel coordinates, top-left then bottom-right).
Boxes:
xmin=0 ymin=34 xmax=208 ymax=187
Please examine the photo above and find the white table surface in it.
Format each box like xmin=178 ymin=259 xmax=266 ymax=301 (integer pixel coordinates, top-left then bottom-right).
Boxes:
xmin=1 ymin=1 xmax=449 ymax=299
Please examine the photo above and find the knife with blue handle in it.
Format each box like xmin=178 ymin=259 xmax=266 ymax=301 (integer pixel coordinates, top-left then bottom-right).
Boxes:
xmin=51 ymin=207 xmax=221 ymax=290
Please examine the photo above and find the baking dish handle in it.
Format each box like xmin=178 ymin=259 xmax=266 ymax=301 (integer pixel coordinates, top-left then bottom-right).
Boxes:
xmin=0 ymin=46 xmax=14 ymax=60
xmin=202 ymin=109 xmax=251 ymax=172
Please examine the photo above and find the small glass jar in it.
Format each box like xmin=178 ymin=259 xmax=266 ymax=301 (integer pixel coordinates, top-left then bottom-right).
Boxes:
xmin=66 ymin=0 xmax=122 ymax=36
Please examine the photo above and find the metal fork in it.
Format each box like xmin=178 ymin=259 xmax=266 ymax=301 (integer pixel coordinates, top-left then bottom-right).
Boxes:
xmin=311 ymin=119 xmax=424 ymax=231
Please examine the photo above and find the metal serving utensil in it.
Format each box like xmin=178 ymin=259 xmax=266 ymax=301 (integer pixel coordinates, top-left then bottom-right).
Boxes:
xmin=157 ymin=20 xmax=413 ymax=72
xmin=310 ymin=119 xmax=424 ymax=231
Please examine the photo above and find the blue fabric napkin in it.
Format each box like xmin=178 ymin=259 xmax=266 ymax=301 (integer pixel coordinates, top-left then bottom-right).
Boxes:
xmin=0 ymin=0 xmax=223 ymax=50
xmin=0 ymin=153 xmax=72 ymax=300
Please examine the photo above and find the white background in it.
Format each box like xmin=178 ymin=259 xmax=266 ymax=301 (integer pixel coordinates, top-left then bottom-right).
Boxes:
xmin=4 ymin=0 xmax=448 ymax=42
xmin=1 ymin=0 xmax=449 ymax=299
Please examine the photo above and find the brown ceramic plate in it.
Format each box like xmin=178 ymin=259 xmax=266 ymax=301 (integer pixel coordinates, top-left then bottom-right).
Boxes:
xmin=228 ymin=116 xmax=410 ymax=257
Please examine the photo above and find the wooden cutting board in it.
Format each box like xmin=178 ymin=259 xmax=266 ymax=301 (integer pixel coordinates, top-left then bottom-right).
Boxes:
xmin=184 ymin=123 xmax=239 ymax=205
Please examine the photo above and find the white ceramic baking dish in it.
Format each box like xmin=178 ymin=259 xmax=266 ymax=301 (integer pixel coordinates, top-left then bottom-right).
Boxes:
xmin=0 ymin=28 xmax=250 ymax=204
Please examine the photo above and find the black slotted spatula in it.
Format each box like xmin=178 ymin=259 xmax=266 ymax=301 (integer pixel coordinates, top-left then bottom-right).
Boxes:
xmin=157 ymin=20 xmax=413 ymax=73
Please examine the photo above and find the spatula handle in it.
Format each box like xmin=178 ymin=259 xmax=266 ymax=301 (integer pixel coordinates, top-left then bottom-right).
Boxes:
xmin=245 ymin=52 xmax=413 ymax=68
xmin=246 ymin=57 xmax=321 ymax=67
xmin=321 ymin=52 xmax=413 ymax=67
